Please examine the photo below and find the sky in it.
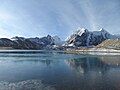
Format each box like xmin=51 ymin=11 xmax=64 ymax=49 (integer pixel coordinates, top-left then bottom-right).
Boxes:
xmin=0 ymin=0 xmax=120 ymax=40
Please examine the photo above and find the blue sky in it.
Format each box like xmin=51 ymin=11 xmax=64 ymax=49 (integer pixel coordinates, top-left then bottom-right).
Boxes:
xmin=0 ymin=0 xmax=120 ymax=39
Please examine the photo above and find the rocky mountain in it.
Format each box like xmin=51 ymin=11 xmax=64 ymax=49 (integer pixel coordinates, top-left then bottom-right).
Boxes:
xmin=64 ymin=28 xmax=120 ymax=47
xmin=0 ymin=28 xmax=119 ymax=50
xmin=11 ymin=36 xmax=39 ymax=49
xmin=29 ymin=35 xmax=55 ymax=49
xmin=0 ymin=38 xmax=15 ymax=47
xmin=0 ymin=35 xmax=63 ymax=50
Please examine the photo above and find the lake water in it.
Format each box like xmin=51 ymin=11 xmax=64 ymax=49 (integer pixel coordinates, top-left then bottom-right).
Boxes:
xmin=0 ymin=50 xmax=120 ymax=90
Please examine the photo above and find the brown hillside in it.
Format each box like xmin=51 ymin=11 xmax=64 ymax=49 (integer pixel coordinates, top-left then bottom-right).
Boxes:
xmin=97 ymin=39 xmax=120 ymax=50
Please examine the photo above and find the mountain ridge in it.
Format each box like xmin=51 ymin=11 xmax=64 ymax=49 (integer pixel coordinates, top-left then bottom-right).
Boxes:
xmin=64 ymin=28 xmax=120 ymax=47
xmin=0 ymin=28 xmax=119 ymax=50
xmin=0 ymin=35 xmax=63 ymax=49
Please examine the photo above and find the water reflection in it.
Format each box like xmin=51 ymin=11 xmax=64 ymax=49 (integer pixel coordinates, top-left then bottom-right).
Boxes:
xmin=66 ymin=56 xmax=120 ymax=90
xmin=0 ymin=51 xmax=120 ymax=90
xmin=13 ymin=59 xmax=54 ymax=66
xmin=100 ymin=56 xmax=120 ymax=66
xmin=66 ymin=57 xmax=110 ymax=75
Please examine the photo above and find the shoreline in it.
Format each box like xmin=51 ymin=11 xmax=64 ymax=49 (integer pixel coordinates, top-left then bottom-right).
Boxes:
xmin=0 ymin=48 xmax=120 ymax=55
xmin=65 ymin=48 xmax=120 ymax=55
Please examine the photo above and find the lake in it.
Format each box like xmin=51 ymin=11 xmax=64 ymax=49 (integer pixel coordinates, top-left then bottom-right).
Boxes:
xmin=0 ymin=50 xmax=119 ymax=90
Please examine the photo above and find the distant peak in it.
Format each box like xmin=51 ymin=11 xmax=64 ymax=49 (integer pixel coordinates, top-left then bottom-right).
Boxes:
xmin=53 ymin=36 xmax=60 ymax=39
xmin=75 ymin=27 xmax=88 ymax=36
xmin=99 ymin=28 xmax=107 ymax=32
xmin=99 ymin=28 xmax=104 ymax=30
xmin=47 ymin=35 xmax=52 ymax=38
xmin=77 ymin=27 xmax=87 ymax=31
xmin=81 ymin=28 xmax=87 ymax=30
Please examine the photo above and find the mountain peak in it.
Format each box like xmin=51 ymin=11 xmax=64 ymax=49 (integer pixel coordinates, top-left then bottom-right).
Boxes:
xmin=99 ymin=28 xmax=105 ymax=31
xmin=75 ymin=28 xmax=88 ymax=36
xmin=47 ymin=35 xmax=51 ymax=37
xmin=65 ymin=27 xmax=119 ymax=47
xmin=46 ymin=35 xmax=52 ymax=39
xmin=99 ymin=28 xmax=108 ymax=33
xmin=11 ymin=36 xmax=25 ymax=41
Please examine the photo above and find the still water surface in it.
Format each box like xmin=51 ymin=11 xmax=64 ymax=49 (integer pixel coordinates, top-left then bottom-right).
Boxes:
xmin=0 ymin=50 xmax=119 ymax=90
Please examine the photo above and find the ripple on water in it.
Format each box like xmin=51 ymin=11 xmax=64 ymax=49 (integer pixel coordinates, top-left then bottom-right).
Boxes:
xmin=0 ymin=80 xmax=55 ymax=90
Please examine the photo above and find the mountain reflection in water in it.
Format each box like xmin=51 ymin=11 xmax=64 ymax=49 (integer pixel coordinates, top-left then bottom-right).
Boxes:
xmin=66 ymin=57 xmax=109 ymax=75
xmin=0 ymin=51 xmax=119 ymax=90
xmin=66 ymin=56 xmax=120 ymax=90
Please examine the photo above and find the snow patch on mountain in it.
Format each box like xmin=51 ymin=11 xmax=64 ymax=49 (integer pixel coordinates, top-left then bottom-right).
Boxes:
xmin=52 ymin=36 xmax=63 ymax=45
xmin=75 ymin=28 xmax=88 ymax=36
xmin=65 ymin=28 xmax=120 ymax=47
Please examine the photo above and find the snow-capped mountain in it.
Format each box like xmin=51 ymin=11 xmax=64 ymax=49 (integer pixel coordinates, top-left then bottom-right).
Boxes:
xmin=0 ymin=38 xmax=15 ymax=47
xmin=0 ymin=28 xmax=119 ymax=49
xmin=11 ymin=36 xmax=39 ymax=49
xmin=52 ymin=36 xmax=64 ymax=45
xmin=29 ymin=35 xmax=54 ymax=47
xmin=65 ymin=28 xmax=120 ymax=47
xmin=29 ymin=35 xmax=64 ymax=46
xmin=0 ymin=35 xmax=63 ymax=50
